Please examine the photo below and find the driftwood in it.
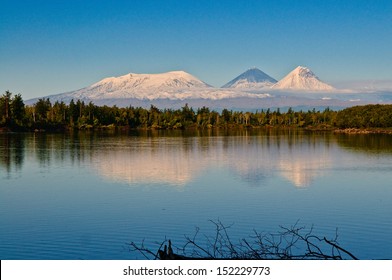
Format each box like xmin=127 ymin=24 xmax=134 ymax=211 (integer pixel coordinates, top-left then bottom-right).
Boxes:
xmin=129 ymin=220 xmax=358 ymax=260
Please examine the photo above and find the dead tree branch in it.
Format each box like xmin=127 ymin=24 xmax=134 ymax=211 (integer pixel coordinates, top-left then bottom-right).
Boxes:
xmin=128 ymin=220 xmax=357 ymax=260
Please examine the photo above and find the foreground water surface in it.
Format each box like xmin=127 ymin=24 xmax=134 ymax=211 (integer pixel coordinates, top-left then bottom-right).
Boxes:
xmin=1 ymin=129 xmax=391 ymax=259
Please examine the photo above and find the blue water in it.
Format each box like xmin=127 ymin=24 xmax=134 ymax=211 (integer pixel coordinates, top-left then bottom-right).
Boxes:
xmin=1 ymin=130 xmax=392 ymax=259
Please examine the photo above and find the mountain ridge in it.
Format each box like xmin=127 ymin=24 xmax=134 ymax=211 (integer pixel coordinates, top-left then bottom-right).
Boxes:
xmin=29 ymin=66 xmax=336 ymax=104
xmin=25 ymin=66 xmax=392 ymax=110
xmin=88 ymin=70 xmax=212 ymax=92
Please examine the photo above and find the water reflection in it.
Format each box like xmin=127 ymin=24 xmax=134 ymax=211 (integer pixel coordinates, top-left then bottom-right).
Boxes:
xmin=90 ymin=131 xmax=333 ymax=187
xmin=1 ymin=130 xmax=390 ymax=188
xmin=0 ymin=133 xmax=25 ymax=179
xmin=222 ymin=131 xmax=333 ymax=187
xmin=278 ymin=152 xmax=330 ymax=187
xmin=92 ymin=137 xmax=205 ymax=185
xmin=2 ymin=130 xmax=392 ymax=260
xmin=335 ymin=133 xmax=392 ymax=154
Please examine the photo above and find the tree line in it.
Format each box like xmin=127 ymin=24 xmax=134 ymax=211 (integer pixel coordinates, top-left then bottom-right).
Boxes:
xmin=1 ymin=91 xmax=392 ymax=131
xmin=335 ymin=104 xmax=392 ymax=128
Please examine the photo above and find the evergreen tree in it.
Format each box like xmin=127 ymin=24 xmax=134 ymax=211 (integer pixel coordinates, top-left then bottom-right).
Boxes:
xmin=10 ymin=94 xmax=25 ymax=126
xmin=0 ymin=91 xmax=12 ymax=125
xmin=34 ymin=98 xmax=51 ymax=122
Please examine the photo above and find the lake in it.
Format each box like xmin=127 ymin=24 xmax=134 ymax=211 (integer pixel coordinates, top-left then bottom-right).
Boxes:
xmin=1 ymin=129 xmax=392 ymax=259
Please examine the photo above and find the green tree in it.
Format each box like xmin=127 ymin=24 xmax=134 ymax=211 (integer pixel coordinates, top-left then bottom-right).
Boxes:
xmin=10 ymin=94 xmax=25 ymax=126
xmin=181 ymin=103 xmax=195 ymax=124
xmin=34 ymin=98 xmax=51 ymax=122
xmin=221 ymin=109 xmax=232 ymax=124
xmin=0 ymin=91 xmax=12 ymax=125
xmin=68 ymin=99 xmax=79 ymax=125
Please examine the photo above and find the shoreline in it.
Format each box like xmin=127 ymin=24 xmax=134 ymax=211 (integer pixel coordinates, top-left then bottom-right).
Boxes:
xmin=2 ymin=125 xmax=392 ymax=135
xmin=333 ymin=128 xmax=392 ymax=135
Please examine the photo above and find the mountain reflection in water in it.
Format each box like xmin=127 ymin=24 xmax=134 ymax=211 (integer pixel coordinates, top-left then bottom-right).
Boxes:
xmin=2 ymin=130 xmax=392 ymax=260
xmin=88 ymin=130 xmax=334 ymax=188
xmin=0 ymin=130 xmax=343 ymax=188
xmin=1 ymin=130 xmax=392 ymax=188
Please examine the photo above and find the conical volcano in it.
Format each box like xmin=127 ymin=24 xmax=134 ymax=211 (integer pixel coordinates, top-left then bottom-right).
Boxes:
xmin=222 ymin=67 xmax=277 ymax=88
xmin=272 ymin=66 xmax=334 ymax=91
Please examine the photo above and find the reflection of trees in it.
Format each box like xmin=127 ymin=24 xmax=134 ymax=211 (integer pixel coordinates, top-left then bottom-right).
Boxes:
xmin=28 ymin=133 xmax=93 ymax=167
xmin=68 ymin=132 xmax=95 ymax=165
xmin=0 ymin=133 xmax=97 ymax=179
xmin=0 ymin=134 xmax=25 ymax=178
xmin=34 ymin=134 xmax=51 ymax=166
xmin=4 ymin=130 xmax=376 ymax=188
xmin=335 ymin=134 xmax=392 ymax=154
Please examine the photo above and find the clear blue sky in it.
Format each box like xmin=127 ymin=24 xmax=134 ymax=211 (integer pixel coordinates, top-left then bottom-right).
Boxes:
xmin=1 ymin=0 xmax=392 ymax=99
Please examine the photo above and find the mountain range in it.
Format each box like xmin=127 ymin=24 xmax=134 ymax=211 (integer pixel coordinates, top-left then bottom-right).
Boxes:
xmin=27 ymin=66 xmax=392 ymax=110
xmin=222 ymin=67 xmax=277 ymax=89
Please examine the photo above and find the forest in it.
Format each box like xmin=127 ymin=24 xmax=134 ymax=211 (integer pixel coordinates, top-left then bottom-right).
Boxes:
xmin=1 ymin=90 xmax=392 ymax=131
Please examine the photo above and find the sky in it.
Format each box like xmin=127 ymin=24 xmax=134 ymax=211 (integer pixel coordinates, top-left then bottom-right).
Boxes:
xmin=1 ymin=0 xmax=392 ymax=99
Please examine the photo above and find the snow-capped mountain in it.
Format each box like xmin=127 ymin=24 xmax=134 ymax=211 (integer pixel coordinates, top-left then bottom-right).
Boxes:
xmin=40 ymin=71 xmax=214 ymax=102
xmin=93 ymin=70 xmax=211 ymax=90
xmin=26 ymin=67 xmax=392 ymax=110
xmin=222 ymin=67 xmax=277 ymax=88
xmin=72 ymin=70 xmax=212 ymax=100
xmin=272 ymin=66 xmax=334 ymax=91
xmin=33 ymin=70 xmax=272 ymax=104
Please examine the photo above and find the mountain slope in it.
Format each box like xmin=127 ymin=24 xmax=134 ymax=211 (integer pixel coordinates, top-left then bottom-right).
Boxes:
xmin=43 ymin=71 xmax=217 ymax=101
xmin=83 ymin=70 xmax=212 ymax=98
xmin=222 ymin=67 xmax=277 ymax=88
xmin=25 ymin=67 xmax=388 ymax=110
xmin=31 ymin=70 xmax=273 ymax=103
xmin=272 ymin=66 xmax=334 ymax=91
xmin=91 ymin=71 xmax=211 ymax=90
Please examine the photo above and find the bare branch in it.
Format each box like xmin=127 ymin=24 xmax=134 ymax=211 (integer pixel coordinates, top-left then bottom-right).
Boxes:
xmin=128 ymin=221 xmax=357 ymax=260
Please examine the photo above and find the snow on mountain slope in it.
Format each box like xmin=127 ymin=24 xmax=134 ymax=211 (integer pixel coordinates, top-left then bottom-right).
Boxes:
xmin=44 ymin=71 xmax=216 ymax=101
xmin=81 ymin=70 xmax=212 ymax=99
xmin=272 ymin=66 xmax=334 ymax=91
xmin=27 ymin=68 xmax=391 ymax=110
xmin=36 ymin=70 xmax=272 ymax=103
xmin=222 ymin=67 xmax=277 ymax=88
xmin=45 ymin=88 xmax=272 ymax=103
xmin=92 ymin=71 xmax=211 ymax=91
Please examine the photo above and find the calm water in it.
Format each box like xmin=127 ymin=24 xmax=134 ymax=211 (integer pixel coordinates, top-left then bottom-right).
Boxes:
xmin=1 ymin=130 xmax=392 ymax=259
